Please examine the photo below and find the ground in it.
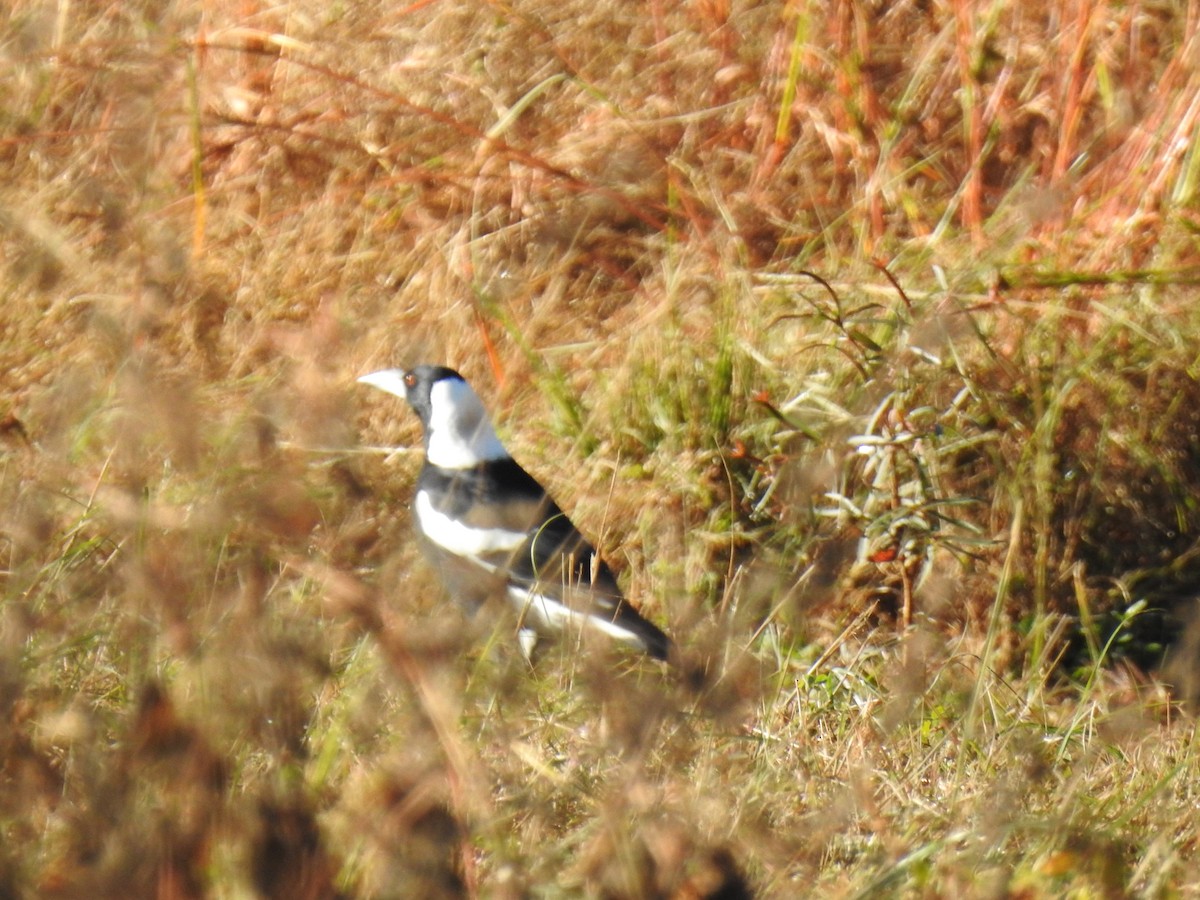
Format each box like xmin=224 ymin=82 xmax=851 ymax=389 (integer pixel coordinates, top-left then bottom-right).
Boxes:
xmin=3 ymin=1 xmax=1200 ymax=896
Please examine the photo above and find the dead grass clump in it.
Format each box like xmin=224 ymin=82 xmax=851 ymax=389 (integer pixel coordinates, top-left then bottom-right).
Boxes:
xmin=1028 ymin=322 xmax=1200 ymax=682
xmin=9 ymin=0 xmax=1200 ymax=896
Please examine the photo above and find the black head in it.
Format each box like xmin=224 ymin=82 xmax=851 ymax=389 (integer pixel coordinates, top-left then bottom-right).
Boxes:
xmin=397 ymin=365 xmax=466 ymax=429
xmin=356 ymin=365 xmax=463 ymax=427
xmin=357 ymin=365 xmax=507 ymax=467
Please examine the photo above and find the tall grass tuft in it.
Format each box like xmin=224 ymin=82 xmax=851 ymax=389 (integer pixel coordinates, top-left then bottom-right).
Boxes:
xmin=4 ymin=0 xmax=1200 ymax=896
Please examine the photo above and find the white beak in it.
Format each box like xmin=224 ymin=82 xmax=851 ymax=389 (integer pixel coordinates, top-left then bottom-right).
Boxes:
xmin=356 ymin=368 xmax=409 ymax=400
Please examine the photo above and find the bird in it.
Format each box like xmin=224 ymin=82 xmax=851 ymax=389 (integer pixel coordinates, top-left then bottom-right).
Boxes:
xmin=356 ymin=364 xmax=672 ymax=662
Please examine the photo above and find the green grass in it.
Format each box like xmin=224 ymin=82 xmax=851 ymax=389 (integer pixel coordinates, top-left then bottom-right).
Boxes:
xmin=4 ymin=0 xmax=1200 ymax=896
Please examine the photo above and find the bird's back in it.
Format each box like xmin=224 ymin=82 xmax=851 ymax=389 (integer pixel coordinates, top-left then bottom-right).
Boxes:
xmin=415 ymin=458 xmax=670 ymax=660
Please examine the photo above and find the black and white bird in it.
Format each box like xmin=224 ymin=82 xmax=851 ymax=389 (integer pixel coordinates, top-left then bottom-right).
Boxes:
xmin=357 ymin=365 xmax=672 ymax=662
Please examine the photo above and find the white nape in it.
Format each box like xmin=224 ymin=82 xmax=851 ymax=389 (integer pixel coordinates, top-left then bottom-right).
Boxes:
xmin=424 ymin=377 xmax=510 ymax=468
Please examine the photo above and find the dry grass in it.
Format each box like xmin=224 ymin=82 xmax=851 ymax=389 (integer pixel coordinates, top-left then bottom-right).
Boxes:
xmin=5 ymin=0 xmax=1200 ymax=896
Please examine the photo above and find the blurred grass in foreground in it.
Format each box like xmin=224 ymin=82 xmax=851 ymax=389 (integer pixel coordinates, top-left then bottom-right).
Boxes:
xmin=4 ymin=0 xmax=1200 ymax=896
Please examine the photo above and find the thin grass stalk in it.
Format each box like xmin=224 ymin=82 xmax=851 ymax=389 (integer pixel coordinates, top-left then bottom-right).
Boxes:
xmin=1051 ymin=0 xmax=1098 ymax=182
xmin=951 ymin=0 xmax=983 ymax=246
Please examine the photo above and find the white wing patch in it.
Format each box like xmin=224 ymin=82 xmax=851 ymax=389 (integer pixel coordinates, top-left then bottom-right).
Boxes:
xmin=506 ymin=585 xmax=650 ymax=651
xmin=414 ymin=490 xmax=525 ymax=559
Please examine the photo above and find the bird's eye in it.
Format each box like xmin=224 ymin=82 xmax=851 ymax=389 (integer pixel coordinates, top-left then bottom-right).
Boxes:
xmin=403 ymin=372 xmax=417 ymax=389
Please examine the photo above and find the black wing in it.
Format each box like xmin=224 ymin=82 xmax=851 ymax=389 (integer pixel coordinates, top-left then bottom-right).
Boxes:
xmin=419 ymin=458 xmax=671 ymax=660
